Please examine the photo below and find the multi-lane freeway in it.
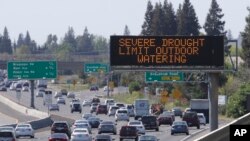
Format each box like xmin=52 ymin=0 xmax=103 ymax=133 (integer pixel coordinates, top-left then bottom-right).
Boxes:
xmin=0 ymin=85 xmax=224 ymax=141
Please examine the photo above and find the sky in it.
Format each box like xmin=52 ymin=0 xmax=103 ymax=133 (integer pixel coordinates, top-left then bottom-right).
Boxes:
xmin=0 ymin=0 xmax=249 ymax=45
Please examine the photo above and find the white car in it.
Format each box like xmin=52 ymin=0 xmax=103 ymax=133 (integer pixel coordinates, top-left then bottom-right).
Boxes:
xmin=197 ymin=113 xmax=206 ymax=125
xmin=128 ymin=120 xmax=145 ymax=135
xmin=108 ymin=105 xmax=119 ymax=116
xmin=22 ymin=86 xmax=29 ymax=91
xmin=57 ymin=97 xmax=66 ymax=104
xmin=70 ymin=128 xmax=92 ymax=141
xmin=126 ymin=104 xmax=135 ymax=117
xmin=71 ymin=121 xmax=92 ymax=134
xmin=115 ymin=109 xmax=129 ymax=122
xmin=15 ymin=123 xmax=35 ymax=138
xmin=82 ymin=99 xmax=92 ymax=106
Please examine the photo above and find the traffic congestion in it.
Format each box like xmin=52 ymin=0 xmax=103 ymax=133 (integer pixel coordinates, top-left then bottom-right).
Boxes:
xmin=0 ymin=78 xmax=209 ymax=141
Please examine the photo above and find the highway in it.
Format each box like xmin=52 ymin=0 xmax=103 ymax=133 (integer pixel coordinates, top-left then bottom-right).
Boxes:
xmin=0 ymin=85 xmax=212 ymax=141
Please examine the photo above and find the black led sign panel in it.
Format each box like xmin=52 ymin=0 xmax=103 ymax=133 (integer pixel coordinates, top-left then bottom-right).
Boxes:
xmin=110 ymin=36 xmax=224 ymax=67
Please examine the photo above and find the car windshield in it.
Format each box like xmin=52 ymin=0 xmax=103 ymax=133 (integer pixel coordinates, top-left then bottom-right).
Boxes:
xmin=129 ymin=121 xmax=141 ymax=125
xmin=0 ymin=132 xmax=13 ymax=137
xmin=17 ymin=124 xmax=30 ymax=128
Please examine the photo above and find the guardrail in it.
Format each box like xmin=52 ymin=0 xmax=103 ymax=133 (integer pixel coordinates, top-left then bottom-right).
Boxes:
xmin=195 ymin=112 xmax=250 ymax=141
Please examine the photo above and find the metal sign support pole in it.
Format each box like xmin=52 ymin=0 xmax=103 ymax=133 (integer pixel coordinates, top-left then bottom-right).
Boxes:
xmin=30 ymin=80 xmax=35 ymax=108
xmin=208 ymin=73 xmax=219 ymax=131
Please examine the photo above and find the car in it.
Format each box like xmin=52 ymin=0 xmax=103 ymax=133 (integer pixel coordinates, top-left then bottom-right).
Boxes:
xmin=48 ymin=133 xmax=69 ymax=141
xmin=108 ymin=105 xmax=119 ymax=116
xmin=162 ymin=111 xmax=175 ymax=121
xmin=182 ymin=111 xmax=200 ymax=129
xmin=0 ymin=86 xmax=7 ymax=91
xmin=128 ymin=120 xmax=146 ymax=135
xmin=91 ymin=98 xmax=100 ymax=104
xmin=22 ymin=86 xmax=29 ymax=91
xmin=98 ymin=123 xmax=117 ymax=135
xmin=94 ymin=134 xmax=113 ymax=141
xmin=36 ymin=89 xmax=45 ymax=97
xmin=54 ymin=91 xmax=63 ymax=98
xmin=90 ymin=85 xmax=99 ymax=91
xmin=141 ymin=115 xmax=159 ymax=131
xmin=15 ymin=123 xmax=35 ymax=138
xmin=119 ymin=126 xmax=138 ymax=141
xmin=197 ymin=113 xmax=206 ymax=126
xmin=184 ymin=107 xmax=191 ymax=112
xmin=115 ymin=109 xmax=129 ymax=122
xmin=57 ymin=97 xmax=66 ymax=104
xmin=103 ymin=86 xmax=113 ymax=92
xmin=126 ymin=104 xmax=135 ymax=117
xmin=49 ymin=104 xmax=60 ymax=111
xmin=70 ymin=98 xmax=81 ymax=107
xmin=87 ymin=117 xmax=102 ymax=128
xmin=71 ymin=103 xmax=82 ymax=113
xmin=90 ymin=103 xmax=99 ymax=113
xmin=0 ymin=126 xmax=15 ymax=132
xmin=0 ymin=130 xmax=17 ymax=141
xmin=96 ymin=104 xmax=108 ymax=115
xmin=172 ymin=107 xmax=183 ymax=117
xmin=67 ymin=92 xmax=75 ymax=98
xmin=71 ymin=128 xmax=92 ymax=141
xmin=115 ymin=103 xmax=125 ymax=108
xmin=157 ymin=113 xmax=173 ymax=126
xmin=104 ymin=99 xmax=115 ymax=105
xmin=138 ymin=135 xmax=158 ymax=141
xmin=51 ymin=121 xmax=71 ymax=138
xmin=82 ymin=113 xmax=93 ymax=120
xmin=60 ymin=89 xmax=68 ymax=95
xmin=171 ymin=121 xmax=189 ymax=135
xmin=82 ymin=99 xmax=92 ymax=107
xmin=71 ymin=122 xmax=92 ymax=134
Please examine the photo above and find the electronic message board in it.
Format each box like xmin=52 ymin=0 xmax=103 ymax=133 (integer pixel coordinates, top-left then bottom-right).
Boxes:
xmin=110 ymin=36 xmax=224 ymax=68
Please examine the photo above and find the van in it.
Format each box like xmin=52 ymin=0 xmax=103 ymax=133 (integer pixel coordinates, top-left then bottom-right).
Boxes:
xmin=182 ymin=111 xmax=200 ymax=129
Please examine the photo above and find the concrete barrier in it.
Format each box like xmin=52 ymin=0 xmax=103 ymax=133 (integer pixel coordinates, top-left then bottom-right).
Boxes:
xmin=0 ymin=94 xmax=48 ymax=119
xmin=0 ymin=94 xmax=52 ymax=129
xmin=195 ymin=112 xmax=250 ymax=141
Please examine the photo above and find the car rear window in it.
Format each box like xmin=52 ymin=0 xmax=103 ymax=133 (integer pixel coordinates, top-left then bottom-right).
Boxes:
xmin=0 ymin=132 xmax=14 ymax=137
xmin=142 ymin=116 xmax=156 ymax=122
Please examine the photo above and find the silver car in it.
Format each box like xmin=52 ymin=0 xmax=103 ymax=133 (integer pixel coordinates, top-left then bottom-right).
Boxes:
xmin=115 ymin=109 xmax=129 ymax=122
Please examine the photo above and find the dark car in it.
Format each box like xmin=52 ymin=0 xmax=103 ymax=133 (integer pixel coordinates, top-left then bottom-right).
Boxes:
xmin=119 ymin=126 xmax=138 ymax=141
xmin=90 ymin=86 xmax=99 ymax=91
xmin=90 ymin=103 xmax=99 ymax=113
xmin=171 ymin=121 xmax=189 ymax=135
xmin=0 ymin=86 xmax=7 ymax=91
xmin=98 ymin=124 xmax=117 ymax=135
xmin=96 ymin=104 xmax=108 ymax=115
xmin=172 ymin=107 xmax=183 ymax=117
xmin=88 ymin=117 xmax=102 ymax=128
xmin=60 ymin=89 xmax=68 ymax=95
xmin=71 ymin=103 xmax=82 ymax=113
xmin=182 ymin=111 xmax=200 ymax=129
xmin=141 ymin=115 xmax=159 ymax=131
xmin=51 ymin=121 xmax=71 ymax=138
xmin=157 ymin=114 xmax=173 ymax=126
xmin=92 ymin=98 xmax=100 ymax=103
xmin=48 ymin=133 xmax=69 ymax=141
xmin=95 ymin=134 xmax=113 ymax=141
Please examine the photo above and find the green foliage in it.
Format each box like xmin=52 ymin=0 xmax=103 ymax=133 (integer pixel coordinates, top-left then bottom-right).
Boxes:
xmin=226 ymin=83 xmax=250 ymax=118
xmin=203 ymin=0 xmax=225 ymax=35
xmin=112 ymin=91 xmax=144 ymax=104
xmin=0 ymin=27 xmax=12 ymax=54
xmin=241 ymin=7 xmax=250 ymax=66
xmin=128 ymin=81 xmax=141 ymax=94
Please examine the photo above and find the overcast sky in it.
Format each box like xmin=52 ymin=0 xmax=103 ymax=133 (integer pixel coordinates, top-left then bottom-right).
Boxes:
xmin=0 ymin=0 xmax=249 ymax=45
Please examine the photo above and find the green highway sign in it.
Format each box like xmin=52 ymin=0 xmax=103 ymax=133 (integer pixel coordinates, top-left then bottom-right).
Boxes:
xmin=8 ymin=61 xmax=57 ymax=80
xmin=145 ymin=72 xmax=184 ymax=82
xmin=84 ymin=63 xmax=109 ymax=73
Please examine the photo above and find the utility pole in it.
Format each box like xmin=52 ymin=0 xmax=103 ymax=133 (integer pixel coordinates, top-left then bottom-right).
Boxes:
xmin=208 ymin=73 xmax=219 ymax=131
xmin=30 ymin=80 xmax=35 ymax=108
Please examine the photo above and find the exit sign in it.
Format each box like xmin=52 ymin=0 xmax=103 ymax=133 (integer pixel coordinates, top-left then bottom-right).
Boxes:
xmin=145 ymin=72 xmax=184 ymax=82
xmin=7 ymin=61 xmax=57 ymax=80
xmin=84 ymin=63 xmax=109 ymax=73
